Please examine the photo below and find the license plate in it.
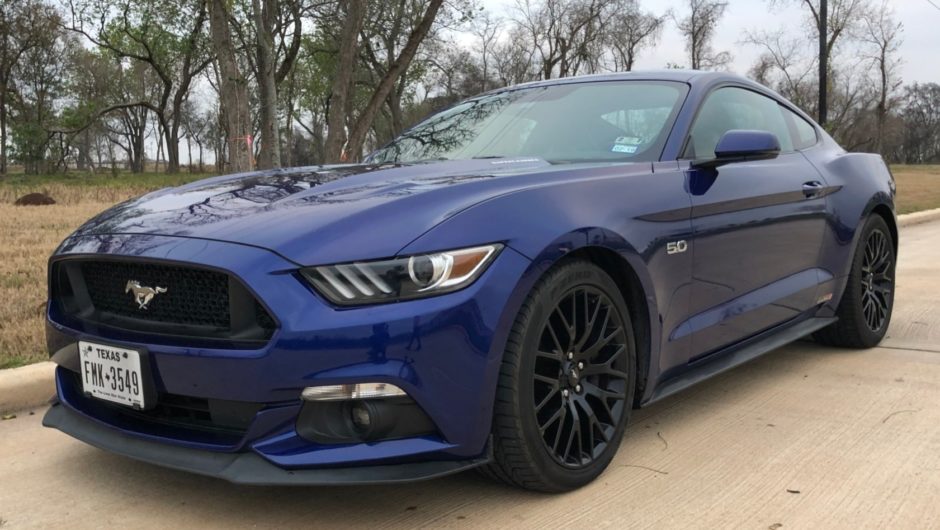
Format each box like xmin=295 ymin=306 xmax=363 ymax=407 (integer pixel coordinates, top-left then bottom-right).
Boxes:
xmin=79 ymin=341 xmax=146 ymax=409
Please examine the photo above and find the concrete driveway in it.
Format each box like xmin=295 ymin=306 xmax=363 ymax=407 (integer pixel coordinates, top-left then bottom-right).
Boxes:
xmin=2 ymin=221 xmax=938 ymax=529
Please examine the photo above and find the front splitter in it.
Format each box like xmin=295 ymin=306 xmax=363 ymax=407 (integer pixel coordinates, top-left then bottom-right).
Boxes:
xmin=43 ymin=402 xmax=490 ymax=486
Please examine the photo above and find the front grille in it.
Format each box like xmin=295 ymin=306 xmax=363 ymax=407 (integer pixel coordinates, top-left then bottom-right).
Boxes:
xmin=51 ymin=258 xmax=277 ymax=346
xmin=82 ymin=261 xmax=231 ymax=328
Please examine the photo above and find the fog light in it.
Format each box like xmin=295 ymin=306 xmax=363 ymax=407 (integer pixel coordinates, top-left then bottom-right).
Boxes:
xmin=301 ymin=382 xmax=406 ymax=402
xmin=350 ymin=402 xmax=372 ymax=432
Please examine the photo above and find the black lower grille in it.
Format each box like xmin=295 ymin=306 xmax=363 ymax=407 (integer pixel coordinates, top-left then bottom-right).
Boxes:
xmin=51 ymin=258 xmax=277 ymax=346
xmin=117 ymin=392 xmax=262 ymax=434
xmin=68 ymin=372 xmax=260 ymax=438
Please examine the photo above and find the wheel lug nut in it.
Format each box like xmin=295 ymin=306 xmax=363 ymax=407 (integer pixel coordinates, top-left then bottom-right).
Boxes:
xmin=577 ymin=362 xmax=584 ymax=370
xmin=567 ymin=352 xmax=574 ymax=360
xmin=575 ymin=384 xmax=582 ymax=393
xmin=562 ymin=389 xmax=570 ymax=398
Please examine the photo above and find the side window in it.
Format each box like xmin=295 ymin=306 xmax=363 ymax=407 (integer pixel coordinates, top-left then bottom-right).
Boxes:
xmin=685 ymin=87 xmax=794 ymax=159
xmin=780 ymin=105 xmax=818 ymax=150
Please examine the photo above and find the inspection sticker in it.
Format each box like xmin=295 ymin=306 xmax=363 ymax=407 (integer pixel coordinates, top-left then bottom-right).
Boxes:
xmin=612 ymin=144 xmax=638 ymax=154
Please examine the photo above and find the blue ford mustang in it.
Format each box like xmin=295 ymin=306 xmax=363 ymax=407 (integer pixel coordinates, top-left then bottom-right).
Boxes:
xmin=44 ymin=71 xmax=897 ymax=491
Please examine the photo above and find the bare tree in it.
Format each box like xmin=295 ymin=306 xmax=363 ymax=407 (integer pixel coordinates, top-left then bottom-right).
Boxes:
xmin=771 ymin=0 xmax=869 ymax=52
xmin=675 ymin=0 xmax=731 ymax=70
xmin=743 ymin=30 xmax=817 ymax=112
xmin=606 ymin=0 xmax=667 ymax=72
xmin=857 ymin=0 xmax=902 ymax=154
xmin=492 ymin=25 xmax=538 ymax=86
xmin=515 ymin=0 xmax=607 ymax=79
xmin=471 ymin=11 xmax=501 ymax=92
xmin=768 ymin=0 xmax=871 ymax=123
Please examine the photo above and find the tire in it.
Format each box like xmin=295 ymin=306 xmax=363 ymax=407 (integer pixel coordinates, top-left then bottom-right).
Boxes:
xmin=814 ymin=214 xmax=896 ymax=348
xmin=481 ymin=260 xmax=637 ymax=492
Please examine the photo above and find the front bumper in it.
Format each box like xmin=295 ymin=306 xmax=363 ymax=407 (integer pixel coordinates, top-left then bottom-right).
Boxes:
xmin=45 ymin=233 xmax=532 ymax=479
xmin=43 ymin=402 xmax=490 ymax=485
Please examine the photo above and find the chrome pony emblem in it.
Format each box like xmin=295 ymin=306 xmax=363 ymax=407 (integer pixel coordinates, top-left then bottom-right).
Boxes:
xmin=125 ymin=280 xmax=168 ymax=310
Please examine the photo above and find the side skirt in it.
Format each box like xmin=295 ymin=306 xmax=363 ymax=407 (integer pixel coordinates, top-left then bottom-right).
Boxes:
xmin=643 ymin=316 xmax=837 ymax=407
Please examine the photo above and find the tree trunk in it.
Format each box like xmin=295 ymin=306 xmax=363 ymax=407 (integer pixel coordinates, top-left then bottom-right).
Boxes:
xmin=132 ymin=124 xmax=145 ymax=173
xmin=325 ymin=0 xmax=366 ymax=163
xmin=165 ymin=120 xmax=181 ymax=174
xmin=345 ymin=0 xmax=444 ymax=160
xmin=155 ymin=124 xmax=164 ymax=172
xmin=253 ymin=0 xmax=281 ymax=169
xmin=76 ymin=130 xmax=86 ymax=171
xmin=0 ymin=88 xmax=6 ymax=176
xmin=387 ymin=77 xmax=406 ymax=138
xmin=283 ymin=71 xmax=296 ymax=167
xmin=109 ymin=137 xmax=118 ymax=177
xmin=186 ymin=133 xmax=193 ymax=172
xmin=209 ymin=0 xmax=253 ymax=173
xmin=875 ymin=48 xmax=888 ymax=155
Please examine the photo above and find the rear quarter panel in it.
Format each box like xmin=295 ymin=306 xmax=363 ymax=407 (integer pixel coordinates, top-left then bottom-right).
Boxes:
xmin=804 ymin=146 xmax=897 ymax=312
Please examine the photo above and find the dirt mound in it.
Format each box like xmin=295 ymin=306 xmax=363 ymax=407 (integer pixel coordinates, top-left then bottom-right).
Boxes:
xmin=13 ymin=193 xmax=57 ymax=206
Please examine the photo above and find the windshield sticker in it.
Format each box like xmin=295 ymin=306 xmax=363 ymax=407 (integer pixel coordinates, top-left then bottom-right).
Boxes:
xmin=614 ymin=136 xmax=643 ymax=146
xmin=612 ymin=144 xmax=638 ymax=154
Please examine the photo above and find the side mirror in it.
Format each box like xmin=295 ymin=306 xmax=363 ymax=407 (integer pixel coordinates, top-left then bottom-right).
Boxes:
xmin=692 ymin=130 xmax=781 ymax=169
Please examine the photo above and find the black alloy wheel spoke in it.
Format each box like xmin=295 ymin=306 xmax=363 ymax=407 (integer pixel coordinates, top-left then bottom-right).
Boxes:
xmin=860 ymin=229 xmax=893 ymax=333
xmin=581 ymin=344 xmax=628 ymax=379
xmin=533 ymin=286 xmax=629 ymax=468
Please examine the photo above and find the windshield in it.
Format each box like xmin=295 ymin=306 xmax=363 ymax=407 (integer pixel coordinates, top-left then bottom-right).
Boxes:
xmin=368 ymin=81 xmax=687 ymax=165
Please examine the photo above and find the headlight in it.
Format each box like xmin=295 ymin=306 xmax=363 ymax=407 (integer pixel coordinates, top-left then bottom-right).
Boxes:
xmin=301 ymin=244 xmax=503 ymax=305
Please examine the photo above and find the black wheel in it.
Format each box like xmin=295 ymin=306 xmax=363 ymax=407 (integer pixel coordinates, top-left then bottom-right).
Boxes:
xmin=480 ymin=260 xmax=636 ymax=492
xmin=815 ymin=215 xmax=896 ymax=348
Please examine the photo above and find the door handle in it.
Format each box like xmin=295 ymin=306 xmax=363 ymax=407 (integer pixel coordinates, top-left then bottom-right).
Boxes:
xmin=802 ymin=181 xmax=825 ymax=198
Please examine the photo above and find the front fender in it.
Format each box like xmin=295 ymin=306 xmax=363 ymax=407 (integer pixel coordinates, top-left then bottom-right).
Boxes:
xmin=401 ymin=164 xmax=694 ymax=405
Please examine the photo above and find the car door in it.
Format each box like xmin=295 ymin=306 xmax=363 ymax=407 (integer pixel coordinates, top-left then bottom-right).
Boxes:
xmin=681 ymin=86 xmax=830 ymax=360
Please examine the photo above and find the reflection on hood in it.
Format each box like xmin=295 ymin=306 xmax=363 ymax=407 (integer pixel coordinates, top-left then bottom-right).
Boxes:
xmin=71 ymin=158 xmax=564 ymax=265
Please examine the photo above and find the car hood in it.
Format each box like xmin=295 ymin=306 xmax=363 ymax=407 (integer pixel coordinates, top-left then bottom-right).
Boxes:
xmin=69 ymin=158 xmax=647 ymax=265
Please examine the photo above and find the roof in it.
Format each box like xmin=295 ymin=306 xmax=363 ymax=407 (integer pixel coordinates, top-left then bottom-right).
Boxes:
xmin=488 ymin=70 xmax=751 ymax=95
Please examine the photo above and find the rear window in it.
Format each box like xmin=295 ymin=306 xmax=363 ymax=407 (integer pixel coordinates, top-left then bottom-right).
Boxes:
xmin=781 ymin=106 xmax=819 ymax=150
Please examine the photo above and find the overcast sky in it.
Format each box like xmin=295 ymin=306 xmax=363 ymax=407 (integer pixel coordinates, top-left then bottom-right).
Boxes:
xmin=477 ymin=0 xmax=940 ymax=85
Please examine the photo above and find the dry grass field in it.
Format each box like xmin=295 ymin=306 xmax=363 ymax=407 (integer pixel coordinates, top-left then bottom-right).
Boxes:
xmin=0 ymin=176 xmax=208 ymax=369
xmin=892 ymin=165 xmax=940 ymax=214
xmin=0 ymin=166 xmax=938 ymax=368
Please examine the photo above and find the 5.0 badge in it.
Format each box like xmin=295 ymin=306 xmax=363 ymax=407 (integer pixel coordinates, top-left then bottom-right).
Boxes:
xmin=667 ymin=240 xmax=689 ymax=255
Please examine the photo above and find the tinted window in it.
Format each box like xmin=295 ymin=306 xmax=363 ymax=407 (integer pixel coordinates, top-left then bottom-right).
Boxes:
xmin=368 ymin=82 xmax=687 ymax=165
xmin=685 ymin=87 xmax=794 ymax=159
xmin=781 ymin=105 xmax=818 ymax=149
